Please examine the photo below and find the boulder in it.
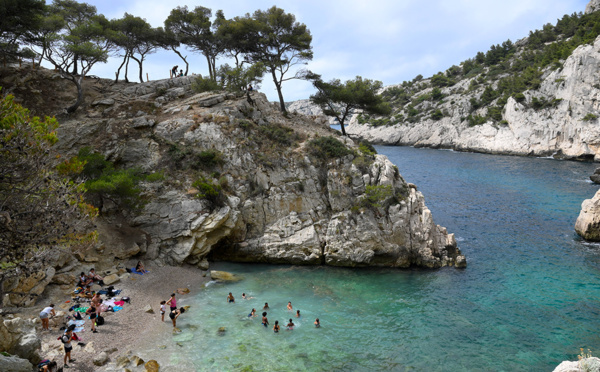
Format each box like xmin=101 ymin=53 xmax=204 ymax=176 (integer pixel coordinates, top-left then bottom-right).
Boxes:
xmin=51 ymin=273 xmax=76 ymax=285
xmin=116 ymin=356 xmax=131 ymax=368
xmin=575 ymin=189 xmax=600 ymax=241
xmin=210 ymin=271 xmax=241 ymax=282
xmin=145 ymin=359 xmax=160 ymax=372
xmin=177 ymin=288 xmax=190 ymax=295
xmin=553 ymin=357 xmax=600 ymax=372
xmin=93 ymin=351 xmax=109 ymax=366
xmin=0 ymin=353 xmax=33 ymax=372
xmin=132 ymin=355 xmax=145 ymax=366
xmin=591 ymin=168 xmax=600 ymax=184
xmin=103 ymin=274 xmax=120 ymax=286
xmin=144 ymin=304 xmax=154 ymax=314
xmin=91 ymin=98 xmax=115 ymax=106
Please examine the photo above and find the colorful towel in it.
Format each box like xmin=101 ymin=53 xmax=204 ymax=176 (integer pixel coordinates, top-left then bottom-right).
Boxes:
xmin=73 ymin=307 xmax=89 ymax=313
xmin=113 ymin=306 xmax=123 ymax=312
xmin=131 ymin=268 xmax=149 ymax=275
xmin=67 ymin=319 xmax=85 ymax=333
xmin=114 ymin=300 xmax=125 ymax=306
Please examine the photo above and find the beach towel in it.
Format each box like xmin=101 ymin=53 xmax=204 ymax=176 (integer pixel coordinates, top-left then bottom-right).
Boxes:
xmin=114 ymin=300 xmax=125 ymax=306
xmin=131 ymin=268 xmax=149 ymax=275
xmin=113 ymin=306 xmax=123 ymax=312
xmin=73 ymin=307 xmax=89 ymax=313
xmin=67 ymin=319 xmax=85 ymax=333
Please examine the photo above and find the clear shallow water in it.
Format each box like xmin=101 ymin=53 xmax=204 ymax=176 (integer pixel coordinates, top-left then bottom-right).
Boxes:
xmin=144 ymin=146 xmax=600 ymax=371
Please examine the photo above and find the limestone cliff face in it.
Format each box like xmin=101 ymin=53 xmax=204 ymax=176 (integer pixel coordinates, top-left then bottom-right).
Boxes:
xmin=344 ymin=34 xmax=600 ymax=160
xmin=50 ymin=76 xmax=465 ymax=270
xmin=575 ymin=188 xmax=600 ymax=240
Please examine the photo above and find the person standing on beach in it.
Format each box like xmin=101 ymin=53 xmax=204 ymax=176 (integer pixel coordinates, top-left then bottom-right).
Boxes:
xmin=61 ymin=325 xmax=76 ymax=368
xmin=160 ymin=300 xmax=166 ymax=322
xmin=167 ymin=293 xmax=177 ymax=312
xmin=39 ymin=304 xmax=55 ymax=331
xmin=86 ymin=304 xmax=98 ymax=333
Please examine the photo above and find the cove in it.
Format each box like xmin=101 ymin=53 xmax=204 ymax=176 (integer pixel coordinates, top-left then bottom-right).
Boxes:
xmin=141 ymin=146 xmax=600 ymax=371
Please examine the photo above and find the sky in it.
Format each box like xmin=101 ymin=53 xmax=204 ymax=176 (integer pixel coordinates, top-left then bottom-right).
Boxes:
xmin=73 ymin=0 xmax=591 ymax=102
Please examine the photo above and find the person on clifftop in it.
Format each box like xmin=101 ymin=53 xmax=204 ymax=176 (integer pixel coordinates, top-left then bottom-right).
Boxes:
xmin=171 ymin=65 xmax=178 ymax=78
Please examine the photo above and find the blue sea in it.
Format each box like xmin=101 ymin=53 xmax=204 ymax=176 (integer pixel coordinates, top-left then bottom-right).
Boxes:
xmin=143 ymin=146 xmax=600 ymax=371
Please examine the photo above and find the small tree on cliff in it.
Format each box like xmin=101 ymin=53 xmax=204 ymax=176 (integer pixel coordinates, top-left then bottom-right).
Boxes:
xmin=242 ymin=7 xmax=313 ymax=114
xmin=0 ymin=0 xmax=45 ymax=60
xmin=0 ymin=93 xmax=97 ymax=265
xmin=306 ymin=73 xmax=391 ymax=136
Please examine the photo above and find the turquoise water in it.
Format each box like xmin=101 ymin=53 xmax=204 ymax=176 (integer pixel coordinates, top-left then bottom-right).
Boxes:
xmin=147 ymin=146 xmax=600 ymax=371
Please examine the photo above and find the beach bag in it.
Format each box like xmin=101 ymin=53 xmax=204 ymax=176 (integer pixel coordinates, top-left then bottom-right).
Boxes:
xmin=121 ymin=296 xmax=130 ymax=303
xmin=96 ymin=315 xmax=104 ymax=326
xmin=59 ymin=334 xmax=70 ymax=343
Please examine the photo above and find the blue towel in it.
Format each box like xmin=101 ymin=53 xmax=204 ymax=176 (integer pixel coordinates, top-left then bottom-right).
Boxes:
xmin=131 ymin=268 xmax=148 ymax=275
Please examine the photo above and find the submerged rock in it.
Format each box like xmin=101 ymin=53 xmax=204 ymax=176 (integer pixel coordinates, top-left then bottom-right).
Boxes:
xmin=210 ymin=271 xmax=242 ymax=282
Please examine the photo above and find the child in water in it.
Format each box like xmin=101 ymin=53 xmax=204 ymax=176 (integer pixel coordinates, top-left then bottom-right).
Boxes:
xmin=248 ymin=308 xmax=256 ymax=317
xmin=314 ymin=318 xmax=320 ymax=327
xmin=296 ymin=310 xmax=301 ymax=318
xmin=227 ymin=292 xmax=235 ymax=303
xmin=262 ymin=312 xmax=269 ymax=327
xmin=273 ymin=320 xmax=280 ymax=333
xmin=287 ymin=319 xmax=295 ymax=330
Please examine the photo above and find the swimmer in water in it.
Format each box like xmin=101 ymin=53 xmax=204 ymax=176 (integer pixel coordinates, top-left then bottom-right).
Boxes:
xmin=273 ymin=320 xmax=280 ymax=333
xmin=314 ymin=318 xmax=320 ymax=328
xmin=287 ymin=318 xmax=295 ymax=330
xmin=248 ymin=308 xmax=256 ymax=317
xmin=287 ymin=301 xmax=292 ymax=310
xmin=263 ymin=302 xmax=269 ymax=310
xmin=296 ymin=309 xmax=301 ymax=318
xmin=262 ymin=312 xmax=269 ymax=327
xmin=227 ymin=292 xmax=235 ymax=303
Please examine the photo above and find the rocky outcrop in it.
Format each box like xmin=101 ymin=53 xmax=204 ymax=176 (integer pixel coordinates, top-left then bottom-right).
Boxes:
xmin=586 ymin=0 xmax=600 ymax=14
xmin=553 ymin=357 xmax=600 ymax=372
xmin=0 ymin=315 xmax=42 ymax=364
xmin=46 ymin=72 xmax=464 ymax=270
xmin=0 ymin=354 xmax=33 ymax=372
xmin=346 ymin=34 xmax=600 ymax=160
xmin=575 ymin=189 xmax=600 ymax=240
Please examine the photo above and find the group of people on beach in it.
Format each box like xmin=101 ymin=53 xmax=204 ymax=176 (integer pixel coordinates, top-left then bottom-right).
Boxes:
xmin=38 ymin=262 xmax=148 ymax=370
xmin=229 ymin=293 xmax=321 ymax=333
xmin=160 ymin=292 xmax=185 ymax=329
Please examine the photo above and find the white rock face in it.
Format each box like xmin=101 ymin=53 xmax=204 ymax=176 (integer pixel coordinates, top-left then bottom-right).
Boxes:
xmin=575 ymin=188 xmax=600 ymax=240
xmin=344 ymin=34 xmax=600 ymax=161
xmin=553 ymin=357 xmax=600 ymax=372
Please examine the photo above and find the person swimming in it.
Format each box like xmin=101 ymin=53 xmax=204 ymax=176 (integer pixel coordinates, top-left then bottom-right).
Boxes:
xmin=261 ymin=312 xmax=269 ymax=327
xmin=273 ymin=320 xmax=280 ymax=333
xmin=287 ymin=318 xmax=295 ymax=330
xmin=248 ymin=308 xmax=256 ymax=317
xmin=227 ymin=292 xmax=235 ymax=303
xmin=287 ymin=301 xmax=293 ymax=310
xmin=314 ymin=318 xmax=320 ymax=328
xmin=296 ymin=309 xmax=301 ymax=318
xmin=263 ymin=302 xmax=269 ymax=310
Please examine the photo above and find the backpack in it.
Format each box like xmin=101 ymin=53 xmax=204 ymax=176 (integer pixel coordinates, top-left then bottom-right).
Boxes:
xmin=59 ymin=334 xmax=70 ymax=343
xmin=96 ymin=315 xmax=105 ymax=326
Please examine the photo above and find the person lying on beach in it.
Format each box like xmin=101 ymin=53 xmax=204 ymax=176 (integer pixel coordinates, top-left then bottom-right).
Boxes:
xmin=287 ymin=301 xmax=293 ymax=310
xmin=261 ymin=312 xmax=269 ymax=327
xmin=227 ymin=292 xmax=235 ymax=303
xmin=248 ymin=308 xmax=256 ymax=317
xmin=273 ymin=320 xmax=280 ymax=333
xmin=169 ymin=307 xmax=185 ymax=328
xmin=287 ymin=319 xmax=294 ymax=330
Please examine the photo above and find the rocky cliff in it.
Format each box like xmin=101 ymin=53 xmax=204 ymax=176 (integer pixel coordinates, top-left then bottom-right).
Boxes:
xmin=305 ymin=2 xmax=600 ymax=161
xmin=0 ymin=66 xmax=465 ymax=286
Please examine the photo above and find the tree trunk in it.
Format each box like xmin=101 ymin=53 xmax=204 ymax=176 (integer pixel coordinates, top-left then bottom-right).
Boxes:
xmin=271 ymin=69 xmax=287 ymax=113
xmin=205 ymin=53 xmax=214 ymax=81
xmin=130 ymin=55 xmax=144 ymax=83
xmin=124 ymin=55 xmax=130 ymax=83
xmin=115 ymin=55 xmax=127 ymax=83
xmin=65 ymin=75 xmax=83 ymax=113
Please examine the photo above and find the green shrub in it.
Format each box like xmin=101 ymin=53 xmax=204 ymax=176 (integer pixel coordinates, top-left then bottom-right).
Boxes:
xmin=358 ymin=142 xmax=377 ymax=156
xmin=191 ymin=76 xmax=221 ymax=93
xmin=194 ymin=149 xmax=224 ymax=169
xmin=467 ymin=114 xmax=488 ymax=127
xmin=583 ymin=113 xmax=598 ymax=121
xmin=258 ymin=124 xmax=302 ymax=146
xmin=513 ymin=93 xmax=526 ymax=103
xmin=431 ymin=109 xmax=443 ymax=121
xmin=363 ymin=185 xmax=394 ymax=208
xmin=192 ymin=178 xmax=224 ymax=208
xmin=307 ymin=136 xmax=352 ymax=159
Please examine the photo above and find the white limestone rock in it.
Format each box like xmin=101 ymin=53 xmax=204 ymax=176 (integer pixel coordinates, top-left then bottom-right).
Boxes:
xmin=575 ymin=188 xmax=600 ymax=240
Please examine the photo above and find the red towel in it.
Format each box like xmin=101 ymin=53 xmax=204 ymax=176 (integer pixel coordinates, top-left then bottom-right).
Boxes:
xmin=115 ymin=301 xmax=125 ymax=306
